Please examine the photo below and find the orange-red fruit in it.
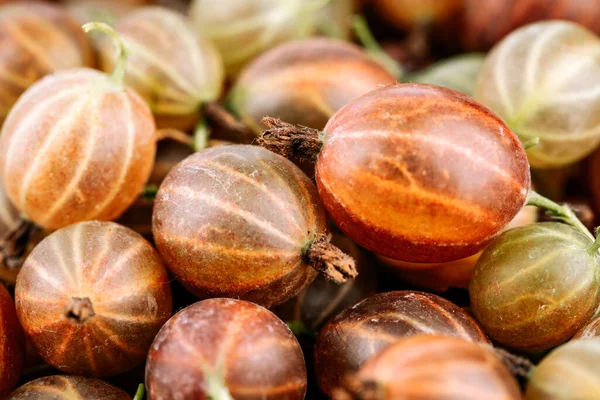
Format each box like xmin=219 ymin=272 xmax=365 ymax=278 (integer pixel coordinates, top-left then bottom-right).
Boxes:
xmin=316 ymin=83 xmax=530 ymax=262
xmin=373 ymin=0 xmax=463 ymax=30
xmin=0 ymin=2 xmax=94 ymax=122
xmin=153 ymin=145 xmax=327 ymax=307
xmin=229 ymin=38 xmax=397 ymax=133
xmin=0 ymin=284 xmax=24 ymax=398
xmin=0 ymin=68 xmax=156 ymax=230
xmin=15 ymin=221 xmax=172 ymax=377
xmin=334 ymin=335 xmax=521 ymax=400
xmin=314 ymin=290 xmax=490 ymax=397
xmin=6 ymin=375 xmax=130 ymax=399
xmin=146 ymin=298 xmax=307 ymax=400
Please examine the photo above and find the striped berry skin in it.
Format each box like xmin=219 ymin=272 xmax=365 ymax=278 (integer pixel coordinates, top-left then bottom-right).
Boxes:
xmin=0 ymin=284 xmax=24 ymax=398
xmin=0 ymin=68 xmax=156 ymax=231
xmin=316 ymin=83 xmax=530 ymax=263
xmin=146 ymin=298 xmax=307 ymax=400
xmin=314 ymin=291 xmax=490 ymax=397
xmin=15 ymin=221 xmax=172 ymax=378
xmin=6 ymin=376 xmax=130 ymax=400
xmin=229 ymin=38 xmax=397 ymax=134
xmin=0 ymin=2 xmax=94 ymax=123
xmin=97 ymin=6 xmax=223 ymax=131
xmin=152 ymin=145 xmax=327 ymax=308
xmin=334 ymin=336 xmax=521 ymax=400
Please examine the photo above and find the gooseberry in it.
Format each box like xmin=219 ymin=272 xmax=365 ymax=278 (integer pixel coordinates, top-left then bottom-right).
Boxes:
xmin=15 ymin=221 xmax=172 ymax=377
xmin=260 ymin=83 xmax=531 ymax=262
xmin=6 ymin=375 xmax=130 ymax=400
xmin=153 ymin=144 xmax=357 ymax=307
xmin=412 ymin=53 xmax=485 ymax=97
xmin=0 ymin=284 xmax=24 ymax=398
xmin=314 ymin=290 xmax=490 ymax=396
xmin=373 ymin=0 xmax=463 ymax=30
xmin=573 ymin=314 xmax=600 ymax=339
xmin=146 ymin=298 xmax=307 ymax=400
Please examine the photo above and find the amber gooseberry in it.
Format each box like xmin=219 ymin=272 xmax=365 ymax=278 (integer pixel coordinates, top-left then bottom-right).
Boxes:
xmin=373 ymin=0 xmax=463 ymax=30
xmin=6 ymin=375 xmax=131 ymax=400
xmin=0 ymin=23 xmax=156 ymax=231
xmin=15 ymin=221 xmax=172 ymax=377
xmin=475 ymin=21 xmax=600 ymax=168
xmin=333 ymin=335 xmax=522 ymax=400
xmin=260 ymin=83 xmax=531 ymax=262
xmin=525 ymin=338 xmax=600 ymax=399
xmin=460 ymin=0 xmax=600 ymax=51
xmin=97 ymin=7 xmax=224 ymax=131
xmin=188 ymin=0 xmax=328 ymax=76
xmin=470 ymin=222 xmax=600 ymax=351
xmin=146 ymin=298 xmax=307 ymax=400
xmin=412 ymin=53 xmax=485 ymax=97
xmin=573 ymin=314 xmax=600 ymax=339
xmin=0 ymin=2 xmax=94 ymax=123
xmin=153 ymin=144 xmax=356 ymax=307
xmin=314 ymin=290 xmax=490 ymax=396
xmin=0 ymin=284 xmax=24 ymax=398
xmin=229 ymin=38 xmax=397 ymax=134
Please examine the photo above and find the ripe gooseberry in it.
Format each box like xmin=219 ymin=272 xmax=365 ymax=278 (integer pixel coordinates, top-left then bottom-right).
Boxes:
xmin=470 ymin=222 xmax=600 ymax=351
xmin=475 ymin=21 xmax=600 ymax=168
xmin=146 ymin=298 xmax=307 ymax=400
xmin=6 ymin=375 xmax=130 ymax=400
xmin=460 ymin=0 xmax=600 ymax=51
xmin=0 ymin=23 xmax=156 ymax=231
xmin=260 ymin=83 xmax=531 ymax=262
xmin=188 ymin=0 xmax=328 ymax=76
xmin=525 ymin=338 xmax=600 ymax=399
xmin=97 ymin=7 xmax=225 ymax=132
xmin=314 ymin=290 xmax=490 ymax=397
xmin=153 ymin=145 xmax=357 ymax=307
xmin=412 ymin=53 xmax=485 ymax=97
xmin=228 ymin=38 xmax=397 ymax=134
xmin=332 ymin=335 xmax=521 ymax=400
xmin=0 ymin=284 xmax=24 ymax=398
xmin=0 ymin=2 xmax=94 ymax=123
xmin=372 ymin=0 xmax=463 ymax=30
xmin=15 ymin=221 xmax=172 ymax=377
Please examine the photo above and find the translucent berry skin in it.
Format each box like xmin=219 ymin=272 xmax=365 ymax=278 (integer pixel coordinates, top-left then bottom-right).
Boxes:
xmin=0 ymin=180 xmax=21 ymax=285
xmin=0 ymin=284 xmax=24 ymax=398
xmin=0 ymin=69 xmax=156 ymax=230
xmin=475 ymin=21 xmax=600 ymax=168
xmin=316 ymin=83 xmax=530 ymax=262
xmin=146 ymin=298 xmax=307 ymax=400
xmin=15 ymin=221 xmax=172 ymax=377
xmin=98 ymin=7 xmax=223 ymax=131
xmin=314 ymin=290 xmax=490 ymax=396
xmin=573 ymin=315 xmax=600 ymax=339
xmin=153 ymin=145 xmax=327 ymax=307
xmin=525 ymin=339 xmax=600 ymax=400
xmin=470 ymin=222 xmax=600 ymax=352
xmin=6 ymin=375 xmax=130 ymax=400
xmin=374 ymin=0 xmax=462 ymax=30
xmin=460 ymin=0 xmax=600 ymax=51
xmin=0 ymin=2 xmax=94 ymax=123
xmin=338 ymin=335 xmax=521 ymax=400
xmin=230 ymin=38 xmax=396 ymax=133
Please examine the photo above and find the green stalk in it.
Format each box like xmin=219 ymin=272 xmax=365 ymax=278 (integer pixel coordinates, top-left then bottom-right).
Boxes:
xmin=133 ymin=384 xmax=145 ymax=400
xmin=206 ymin=370 xmax=234 ymax=400
xmin=82 ymin=22 xmax=127 ymax=85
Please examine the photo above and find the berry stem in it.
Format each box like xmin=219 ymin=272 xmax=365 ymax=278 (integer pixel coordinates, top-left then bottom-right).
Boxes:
xmin=194 ymin=120 xmax=211 ymax=151
xmin=82 ymin=22 xmax=127 ymax=85
xmin=65 ymin=297 xmax=95 ymax=324
xmin=140 ymin=184 xmax=159 ymax=201
xmin=205 ymin=370 xmax=234 ymax=400
xmin=259 ymin=117 xmax=324 ymax=163
xmin=202 ymin=102 xmax=254 ymax=144
xmin=133 ymin=384 xmax=145 ymax=400
xmin=155 ymin=128 xmax=193 ymax=147
xmin=526 ymin=190 xmax=594 ymax=241
xmin=352 ymin=15 xmax=404 ymax=79
xmin=305 ymin=234 xmax=358 ymax=283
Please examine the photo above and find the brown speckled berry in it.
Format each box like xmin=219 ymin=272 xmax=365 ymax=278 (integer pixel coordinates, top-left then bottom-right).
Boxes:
xmin=7 ymin=375 xmax=130 ymax=400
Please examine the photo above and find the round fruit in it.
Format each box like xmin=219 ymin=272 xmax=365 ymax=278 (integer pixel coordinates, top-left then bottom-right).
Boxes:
xmin=153 ymin=144 xmax=356 ymax=307
xmin=15 ymin=221 xmax=172 ymax=377
xmin=460 ymin=0 xmax=600 ymax=51
xmin=333 ymin=335 xmax=521 ymax=400
xmin=189 ymin=0 xmax=328 ymax=75
xmin=6 ymin=375 xmax=130 ymax=399
xmin=0 ymin=25 xmax=156 ymax=231
xmin=97 ymin=6 xmax=224 ymax=131
xmin=412 ymin=53 xmax=485 ymax=96
xmin=0 ymin=284 xmax=24 ymax=398
xmin=573 ymin=314 xmax=600 ymax=339
xmin=475 ymin=21 xmax=600 ymax=168
xmin=314 ymin=290 xmax=490 ymax=396
xmin=525 ymin=338 xmax=600 ymax=399
xmin=146 ymin=298 xmax=307 ymax=400
xmin=470 ymin=222 xmax=600 ymax=351
xmin=261 ymin=83 xmax=531 ymax=262
xmin=373 ymin=0 xmax=463 ymax=30
xmin=0 ymin=1 xmax=94 ymax=123
xmin=229 ymin=38 xmax=397 ymax=134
